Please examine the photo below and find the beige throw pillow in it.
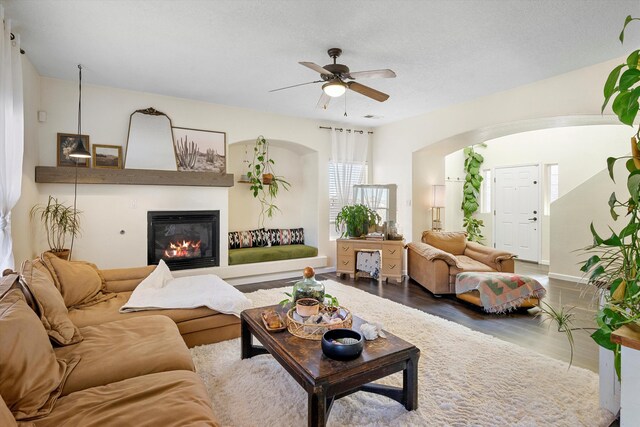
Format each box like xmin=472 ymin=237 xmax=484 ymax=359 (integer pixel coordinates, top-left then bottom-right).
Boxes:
xmin=21 ymin=260 xmax=83 ymax=346
xmin=40 ymin=252 xmax=114 ymax=309
xmin=0 ymin=289 xmax=79 ymax=421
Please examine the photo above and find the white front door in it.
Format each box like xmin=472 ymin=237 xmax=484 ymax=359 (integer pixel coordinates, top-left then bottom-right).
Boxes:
xmin=494 ymin=165 xmax=540 ymax=262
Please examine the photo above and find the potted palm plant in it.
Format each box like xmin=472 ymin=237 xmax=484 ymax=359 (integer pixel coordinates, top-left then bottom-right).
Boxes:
xmin=246 ymin=135 xmax=290 ymax=227
xmin=335 ymin=204 xmax=381 ymax=238
xmin=30 ymin=195 xmax=81 ymax=260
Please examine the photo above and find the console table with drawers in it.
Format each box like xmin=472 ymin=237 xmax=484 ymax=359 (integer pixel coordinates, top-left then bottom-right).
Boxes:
xmin=336 ymin=238 xmax=405 ymax=283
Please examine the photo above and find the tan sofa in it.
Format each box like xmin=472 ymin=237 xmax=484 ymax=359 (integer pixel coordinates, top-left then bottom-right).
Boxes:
xmin=0 ymin=271 xmax=220 ymax=426
xmin=31 ymin=257 xmax=240 ymax=348
xmin=75 ymin=265 xmax=241 ymax=347
xmin=407 ymin=231 xmax=515 ymax=295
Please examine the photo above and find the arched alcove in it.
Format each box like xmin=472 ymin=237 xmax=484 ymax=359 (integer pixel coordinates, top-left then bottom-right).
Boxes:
xmin=228 ymin=138 xmax=319 ymax=248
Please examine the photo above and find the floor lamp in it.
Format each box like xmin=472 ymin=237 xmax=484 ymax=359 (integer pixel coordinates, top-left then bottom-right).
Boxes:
xmin=432 ymin=185 xmax=445 ymax=231
xmin=68 ymin=64 xmax=90 ymax=260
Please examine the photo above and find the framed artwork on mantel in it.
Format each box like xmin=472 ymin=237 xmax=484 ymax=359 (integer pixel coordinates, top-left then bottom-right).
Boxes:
xmin=92 ymin=144 xmax=123 ymax=169
xmin=172 ymin=126 xmax=226 ymax=174
xmin=57 ymin=133 xmax=90 ymax=167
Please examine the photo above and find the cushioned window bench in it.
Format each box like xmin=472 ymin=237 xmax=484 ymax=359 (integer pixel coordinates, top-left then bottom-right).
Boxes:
xmin=228 ymin=244 xmax=319 ymax=265
xmin=228 ymin=228 xmax=318 ymax=266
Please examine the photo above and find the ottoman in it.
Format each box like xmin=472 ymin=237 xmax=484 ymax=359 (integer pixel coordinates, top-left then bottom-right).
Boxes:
xmin=455 ymin=272 xmax=546 ymax=313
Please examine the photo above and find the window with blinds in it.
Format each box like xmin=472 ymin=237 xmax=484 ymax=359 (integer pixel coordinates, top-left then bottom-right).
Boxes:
xmin=329 ymin=162 xmax=367 ymax=238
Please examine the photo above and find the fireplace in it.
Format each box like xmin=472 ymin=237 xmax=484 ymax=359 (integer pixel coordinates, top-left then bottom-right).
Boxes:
xmin=147 ymin=210 xmax=219 ymax=270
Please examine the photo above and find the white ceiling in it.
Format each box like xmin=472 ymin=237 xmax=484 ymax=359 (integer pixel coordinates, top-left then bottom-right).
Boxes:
xmin=4 ymin=0 xmax=640 ymax=127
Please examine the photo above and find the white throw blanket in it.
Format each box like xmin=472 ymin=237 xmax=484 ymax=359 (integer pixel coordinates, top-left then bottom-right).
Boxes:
xmin=120 ymin=260 xmax=252 ymax=316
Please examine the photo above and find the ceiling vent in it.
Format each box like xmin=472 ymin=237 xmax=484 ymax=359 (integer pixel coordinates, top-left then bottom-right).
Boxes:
xmin=363 ymin=114 xmax=382 ymax=119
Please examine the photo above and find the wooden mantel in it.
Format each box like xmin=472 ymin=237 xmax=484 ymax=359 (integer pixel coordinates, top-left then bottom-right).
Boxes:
xmin=35 ymin=166 xmax=234 ymax=187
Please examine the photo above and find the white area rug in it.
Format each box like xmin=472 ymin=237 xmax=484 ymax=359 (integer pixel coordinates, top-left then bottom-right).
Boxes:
xmin=191 ymin=281 xmax=613 ymax=427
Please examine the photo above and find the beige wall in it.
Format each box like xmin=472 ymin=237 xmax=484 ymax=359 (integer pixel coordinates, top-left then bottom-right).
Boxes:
xmin=550 ymin=159 xmax=629 ymax=280
xmin=372 ymin=57 xmax=623 ymax=244
xmin=14 ymin=75 xmax=357 ymax=270
xmin=444 ymin=125 xmax=630 ymax=264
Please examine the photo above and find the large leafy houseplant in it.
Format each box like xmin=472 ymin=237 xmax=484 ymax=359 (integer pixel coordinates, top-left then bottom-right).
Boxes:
xmin=246 ymin=135 xmax=290 ymax=227
xmin=30 ymin=195 xmax=81 ymax=259
xmin=461 ymin=144 xmax=486 ymax=242
xmin=335 ymin=204 xmax=381 ymax=238
xmin=546 ymin=15 xmax=640 ymax=378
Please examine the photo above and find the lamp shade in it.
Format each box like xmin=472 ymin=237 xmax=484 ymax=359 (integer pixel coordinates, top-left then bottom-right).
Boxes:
xmin=322 ymin=80 xmax=346 ymax=97
xmin=433 ymin=185 xmax=445 ymax=207
xmin=69 ymin=137 xmax=91 ymax=158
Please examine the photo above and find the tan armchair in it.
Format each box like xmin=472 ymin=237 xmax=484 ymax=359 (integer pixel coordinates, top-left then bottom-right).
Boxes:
xmin=407 ymin=231 xmax=515 ymax=295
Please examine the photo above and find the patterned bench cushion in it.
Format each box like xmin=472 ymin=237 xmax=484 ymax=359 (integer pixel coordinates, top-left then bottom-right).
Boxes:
xmin=229 ymin=228 xmax=304 ymax=249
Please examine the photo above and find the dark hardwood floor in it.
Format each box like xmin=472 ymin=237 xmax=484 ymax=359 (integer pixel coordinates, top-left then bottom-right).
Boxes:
xmin=239 ymin=261 xmax=601 ymax=372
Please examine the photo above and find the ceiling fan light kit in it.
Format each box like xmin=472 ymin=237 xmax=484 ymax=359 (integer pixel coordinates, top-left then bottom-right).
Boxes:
xmin=322 ymin=80 xmax=346 ymax=97
xmin=270 ymin=47 xmax=396 ymax=108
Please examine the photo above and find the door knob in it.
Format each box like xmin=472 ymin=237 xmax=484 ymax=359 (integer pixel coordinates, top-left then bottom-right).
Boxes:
xmin=528 ymin=217 xmax=538 ymax=222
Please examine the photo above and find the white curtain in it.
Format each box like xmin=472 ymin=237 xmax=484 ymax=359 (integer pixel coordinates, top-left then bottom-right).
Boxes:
xmin=0 ymin=8 xmax=24 ymax=272
xmin=330 ymin=128 xmax=369 ymax=209
xmin=362 ymin=186 xmax=384 ymax=209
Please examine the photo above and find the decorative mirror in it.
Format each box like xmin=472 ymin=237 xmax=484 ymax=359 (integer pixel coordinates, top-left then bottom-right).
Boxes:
xmin=124 ymin=108 xmax=177 ymax=170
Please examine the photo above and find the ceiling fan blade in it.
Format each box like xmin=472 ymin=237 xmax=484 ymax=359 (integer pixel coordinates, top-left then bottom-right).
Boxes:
xmin=269 ymin=80 xmax=322 ymax=92
xmin=347 ymin=82 xmax=389 ymax=102
xmin=347 ymin=69 xmax=396 ymax=80
xmin=316 ymin=92 xmax=331 ymax=110
xmin=299 ymin=61 xmax=334 ymax=76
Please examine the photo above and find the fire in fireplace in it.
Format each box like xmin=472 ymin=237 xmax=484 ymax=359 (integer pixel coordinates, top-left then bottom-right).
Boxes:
xmin=147 ymin=210 xmax=219 ymax=270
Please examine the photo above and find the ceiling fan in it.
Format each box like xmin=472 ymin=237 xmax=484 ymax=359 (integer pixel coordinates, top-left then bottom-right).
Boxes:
xmin=270 ymin=48 xmax=396 ymax=109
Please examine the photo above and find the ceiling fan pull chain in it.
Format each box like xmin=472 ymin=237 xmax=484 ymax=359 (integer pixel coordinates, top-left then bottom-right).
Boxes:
xmin=344 ymin=90 xmax=348 ymax=117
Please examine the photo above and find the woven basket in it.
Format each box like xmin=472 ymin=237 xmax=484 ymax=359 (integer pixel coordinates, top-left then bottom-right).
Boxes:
xmin=286 ymin=307 xmax=352 ymax=340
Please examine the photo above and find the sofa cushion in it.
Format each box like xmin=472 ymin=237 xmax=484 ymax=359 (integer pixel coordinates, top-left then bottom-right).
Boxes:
xmin=422 ymin=231 xmax=467 ymax=255
xmin=449 ymin=255 xmax=496 ymax=277
xmin=0 ymin=290 xmax=78 ymax=421
xmin=20 ymin=260 xmax=83 ymax=346
xmin=67 ymin=291 xmax=216 ymax=326
xmin=54 ymin=316 xmax=194 ymax=396
xmin=228 ymin=244 xmax=318 ymax=265
xmin=41 ymin=252 xmax=114 ymax=309
xmin=31 ymin=371 xmax=218 ymax=427
xmin=0 ymin=395 xmax=18 ymax=427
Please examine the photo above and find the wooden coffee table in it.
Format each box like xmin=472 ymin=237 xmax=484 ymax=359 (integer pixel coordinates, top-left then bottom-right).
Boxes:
xmin=241 ymin=305 xmax=420 ymax=427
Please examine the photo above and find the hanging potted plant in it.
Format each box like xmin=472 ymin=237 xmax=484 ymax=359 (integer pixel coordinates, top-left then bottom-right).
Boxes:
xmin=30 ymin=195 xmax=81 ymax=260
xmin=335 ymin=204 xmax=381 ymax=238
xmin=246 ymin=135 xmax=290 ymax=227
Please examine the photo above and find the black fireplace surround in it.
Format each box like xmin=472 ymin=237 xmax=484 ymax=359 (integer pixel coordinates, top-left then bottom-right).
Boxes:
xmin=147 ymin=210 xmax=220 ymax=271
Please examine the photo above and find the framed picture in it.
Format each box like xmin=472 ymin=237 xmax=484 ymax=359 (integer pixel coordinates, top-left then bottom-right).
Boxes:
xmin=57 ymin=133 xmax=90 ymax=167
xmin=172 ymin=126 xmax=226 ymax=173
xmin=92 ymin=144 xmax=123 ymax=169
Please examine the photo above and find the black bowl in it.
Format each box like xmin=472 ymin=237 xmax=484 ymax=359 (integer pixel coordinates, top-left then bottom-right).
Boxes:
xmin=321 ymin=329 xmax=364 ymax=361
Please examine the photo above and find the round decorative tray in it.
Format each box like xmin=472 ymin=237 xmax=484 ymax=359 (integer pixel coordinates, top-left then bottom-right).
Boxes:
xmin=286 ymin=306 xmax=352 ymax=340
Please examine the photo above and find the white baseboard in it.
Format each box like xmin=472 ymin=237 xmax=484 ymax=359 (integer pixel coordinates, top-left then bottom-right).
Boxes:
xmin=548 ymin=272 xmax=588 ymax=284
xmin=539 ymin=260 xmax=550 ymax=266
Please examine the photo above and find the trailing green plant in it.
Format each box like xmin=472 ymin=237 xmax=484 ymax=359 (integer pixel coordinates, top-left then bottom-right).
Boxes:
xmin=246 ymin=135 xmax=291 ymax=227
xmin=30 ymin=195 xmax=81 ymax=253
xmin=461 ymin=143 xmax=486 ymax=242
xmin=335 ymin=204 xmax=381 ymax=238
xmin=462 ymin=217 xmax=485 ymax=242
xmin=542 ymin=15 xmax=640 ymax=379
